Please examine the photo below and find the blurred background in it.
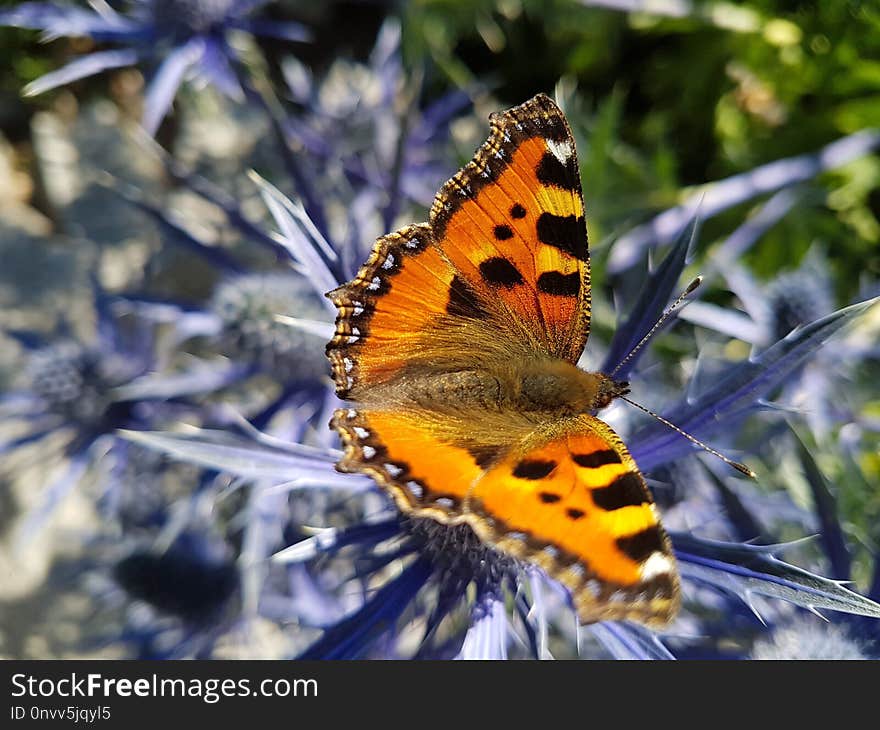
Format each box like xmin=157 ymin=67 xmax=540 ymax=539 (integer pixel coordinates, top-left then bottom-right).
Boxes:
xmin=0 ymin=0 xmax=878 ymax=659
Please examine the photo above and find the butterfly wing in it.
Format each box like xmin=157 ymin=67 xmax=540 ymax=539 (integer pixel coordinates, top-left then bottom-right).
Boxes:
xmin=468 ymin=413 xmax=679 ymax=626
xmin=332 ymin=406 xmax=490 ymax=523
xmin=327 ymin=223 xmax=523 ymax=400
xmin=326 ymin=94 xmax=591 ymax=400
xmin=334 ymin=406 xmax=679 ymax=626
xmin=430 ymin=93 xmax=591 ymax=363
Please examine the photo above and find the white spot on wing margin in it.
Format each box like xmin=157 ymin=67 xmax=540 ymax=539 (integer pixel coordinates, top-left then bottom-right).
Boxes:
xmin=546 ymin=139 xmax=573 ymax=163
xmin=640 ymin=551 xmax=673 ymax=581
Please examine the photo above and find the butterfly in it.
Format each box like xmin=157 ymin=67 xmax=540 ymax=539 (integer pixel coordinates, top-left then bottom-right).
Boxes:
xmin=325 ymin=93 xmax=680 ymax=626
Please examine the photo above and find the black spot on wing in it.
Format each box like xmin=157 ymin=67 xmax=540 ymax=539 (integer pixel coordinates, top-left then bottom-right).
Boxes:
xmin=479 ymin=257 xmax=524 ymax=289
xmin=573 ymin=450 xmax=622 ymax=468
xmin=510 ymin=203 xmax=526 ymax=219
xmin=493 ymin=224 xmax=514 ymax=240
xmin=536 ymin=151 xmax=579 ymax=191
xmin=566 ymin=508 xmax=585 ymax=520
xmin=535 ymin=213 xmax=588 ymax=261
xmin=536 ymin=271 xmax=580 ymax=297
xmin=512 ymin=459 xmax=557 ymax=479
xmin=446 ymin=275 xmax=486 ymax=319
xmin=538 ymin=492 xmax=561 ymax=504
xmin=616 ymin=527 xmax=665 ymax=564
xmin=590 ymin=473 xmax=646 ymax=511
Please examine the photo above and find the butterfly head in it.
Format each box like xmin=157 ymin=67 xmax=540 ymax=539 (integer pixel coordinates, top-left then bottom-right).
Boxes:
xmin=593 ymin=376 xmax=630 ymax=411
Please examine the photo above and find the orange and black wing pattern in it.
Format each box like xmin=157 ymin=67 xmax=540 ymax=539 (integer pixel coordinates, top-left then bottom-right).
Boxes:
xmin=331 ymin=406 xmax=488 ymax=524
xmin=332 ymin=406 xmax=678 ymax=625
xmin=467 ymin=414 xmax=679 ymax=625
xmin=326 ymin=94 xmax=591 ymax=398
xmin=430 ymin=93 xmax=591 ymax=364
xmin=324 ymin=94 xmax=679 ymax=627
xmin=327 ymin=223 xmax=450 ymax=398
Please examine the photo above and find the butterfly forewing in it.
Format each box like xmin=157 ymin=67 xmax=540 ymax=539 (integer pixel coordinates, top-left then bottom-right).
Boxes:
xmin=430 ymin=94 xmax=591 ymax=363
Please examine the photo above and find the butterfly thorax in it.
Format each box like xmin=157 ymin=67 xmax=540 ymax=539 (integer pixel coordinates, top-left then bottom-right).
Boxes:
xmin=510 ymin=358 xmax=628 ymax=415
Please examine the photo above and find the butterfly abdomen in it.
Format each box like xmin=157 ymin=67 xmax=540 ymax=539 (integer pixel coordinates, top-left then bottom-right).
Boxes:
xmin=402 ymin=370 xmax=503 ymax=411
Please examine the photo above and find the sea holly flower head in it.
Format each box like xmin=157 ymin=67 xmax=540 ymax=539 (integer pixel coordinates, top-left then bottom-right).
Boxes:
xmin=0 ymin=0 xmax=309 ymax=134
xmin=146 ymin=0 xmax=242 ymax=38
xmin=79 ymin=515 xmax=247 ymax=658
xmin=113 ymin=529 xmax=239 ymax=626
xmin=750 ymin=615 xmax=867 ymax=660
xmin=0 ymin=282 xmax=224 ymax=538
xmin=282 ymin=517 xmax=527 ymax=660
xmin=209 ymin=272 xmax=330 ymax=386
xmin=279 ymin=19 xmax=471 ymax=268
xmin=677 ymin=242 xmax=880 ymax=441
xmin=24 ymin=339 xmax=134 ymax=427
xmin=764 ymin=264 xmax=836 ymax=344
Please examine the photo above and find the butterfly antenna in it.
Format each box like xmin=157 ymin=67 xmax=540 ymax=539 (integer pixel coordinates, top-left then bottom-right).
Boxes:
xmin=609 ymin=276 xmax=703 ymax=378
xmin=618 ymin=394 xmax=756 ymax=478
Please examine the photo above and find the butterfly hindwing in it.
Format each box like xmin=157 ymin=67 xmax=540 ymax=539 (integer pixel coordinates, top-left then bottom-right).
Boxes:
xmin=334 ymin=405 xmax=679 ymax=625
xmin=468 ymin=414 xmax=679 ymax=625
xmin=331 ymin=406 xmax=492 ymax=523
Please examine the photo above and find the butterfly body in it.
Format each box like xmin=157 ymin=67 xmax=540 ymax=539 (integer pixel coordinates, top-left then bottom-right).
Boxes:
xmin=361 ymin=355 xmax=622 ymax=416
xmin=326 ymin=94 xmax=680 ymax=626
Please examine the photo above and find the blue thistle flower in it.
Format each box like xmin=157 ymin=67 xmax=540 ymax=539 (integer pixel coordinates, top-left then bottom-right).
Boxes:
xmin=0 ymin=0 xmax=309 ymax=134
xmin=106 ymin=441 xmax=200 ymax=529
xmin=0 ymin=282 xmax=214 ymax=538
xmin=109 ymin=19 xmax=468 ymax=277
xmin=682 ymin=245 xmax=840 ymax=349
xmin=208 ymin=272 xmax=330 ymax=386
xmin=679 ymin=243 xmax=879 ymax=440
xmin=25 ymin=340 xmax=125 ymax=427
xmin=279 ymin=19 xmax=472 ymax=250
xmin=764 ymin=268 xmax=836 ymax=344
xmin=83 ymin=522 xmax=246 ymax=658
xmin=113 ymin=531 xmax=239 ymax=625
xmin=283 ymin=518 xmax=525 ymax=660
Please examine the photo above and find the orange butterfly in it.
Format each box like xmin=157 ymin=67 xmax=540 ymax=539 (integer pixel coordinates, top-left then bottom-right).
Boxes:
xmin=325 ymin=93 xmax=680 ymax=626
